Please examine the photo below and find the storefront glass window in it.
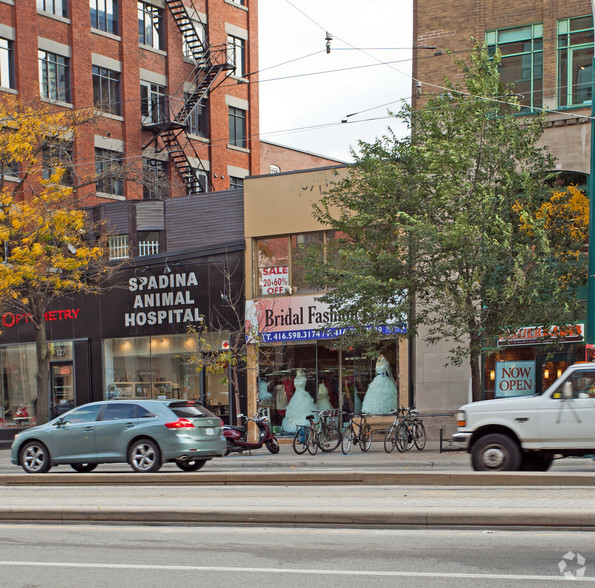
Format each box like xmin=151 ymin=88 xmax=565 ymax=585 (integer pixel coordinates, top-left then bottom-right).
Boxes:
xmin=291 ymin=233 xmax=324 ymax=294
xmin=256 ymin=236 xmax=289 ymax=296
xmin=0 ymin=344 xmax=38 ymax=428
xmin=258 ymin=341 xmax=399 ymax=437
xmin=103 ymin=334 xmax=231 ymax=421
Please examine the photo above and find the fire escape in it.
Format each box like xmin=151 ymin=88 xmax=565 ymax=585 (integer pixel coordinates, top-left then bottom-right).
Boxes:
xmin=143 ymin=0 xmax=234 ymax=194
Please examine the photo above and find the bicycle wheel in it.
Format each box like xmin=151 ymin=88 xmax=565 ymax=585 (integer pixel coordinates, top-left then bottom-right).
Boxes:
xmin=395 ymin=422 xmax=408 ymax=453
xmin=384 ymin=424 xmax=397 ymax=453
xmin=319 ymin=424 xmax=342 ymax=453
xmin=292 ymin=426 xmax=308 ymax=455
xmin=306 ymin=428 xmax=319 ymax=455
xmin=404 ymin=423 xmax=415 ymax=451
xmin=360 ymin=424 xmax=372 ymax=452
xmin=341 ymin=426 xmax=353 ymax=454
xmin=414 ymin=421 xmax=426 ymax=450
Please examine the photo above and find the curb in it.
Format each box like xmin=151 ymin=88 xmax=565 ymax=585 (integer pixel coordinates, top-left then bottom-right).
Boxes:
xmin=0 ymin=506 xmax=593 ymax=529
xmin=4 ymin=470 xmax=595 ymax=486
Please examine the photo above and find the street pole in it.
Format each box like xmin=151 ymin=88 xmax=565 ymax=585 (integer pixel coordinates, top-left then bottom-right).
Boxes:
xmin=587 ymin=0 xmax=595 ymax=344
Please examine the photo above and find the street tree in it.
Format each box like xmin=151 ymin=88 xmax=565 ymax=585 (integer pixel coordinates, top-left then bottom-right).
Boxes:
xmin=308 ymin=45 xmax=585 ymax=401
xmin=0 ymin=96 xmax=117 ymax=423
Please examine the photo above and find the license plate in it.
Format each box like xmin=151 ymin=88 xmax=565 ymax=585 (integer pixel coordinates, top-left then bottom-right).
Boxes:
xmin=204 ymin=427 xmax=215 ymax=436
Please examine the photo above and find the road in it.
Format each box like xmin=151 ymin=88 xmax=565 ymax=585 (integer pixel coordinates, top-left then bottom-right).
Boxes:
xmin=0 ymin=524 xmax=593 ymax=587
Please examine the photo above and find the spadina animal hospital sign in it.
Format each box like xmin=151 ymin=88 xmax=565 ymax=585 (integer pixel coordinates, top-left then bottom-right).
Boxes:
xmin=245 ymin=295 xmax=406 ymax=343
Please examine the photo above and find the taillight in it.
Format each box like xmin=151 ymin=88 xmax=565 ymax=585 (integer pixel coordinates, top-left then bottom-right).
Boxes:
xmin=219 ymin=419 xmax=224 ymax=427
xmin=165 ymin=418 xmax=195 ymax=429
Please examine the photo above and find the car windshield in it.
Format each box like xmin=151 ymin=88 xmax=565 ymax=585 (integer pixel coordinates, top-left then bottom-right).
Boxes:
xmin=168 ymin=401 xmax=215 ymax=418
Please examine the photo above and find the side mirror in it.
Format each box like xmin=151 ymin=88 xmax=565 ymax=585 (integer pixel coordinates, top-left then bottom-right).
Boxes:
xmin=563 ymin=381 xmax=574 ymax=399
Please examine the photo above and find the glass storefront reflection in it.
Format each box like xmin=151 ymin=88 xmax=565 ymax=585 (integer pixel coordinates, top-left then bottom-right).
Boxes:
xmin=103 ymin=334 xmax=231 ymax=421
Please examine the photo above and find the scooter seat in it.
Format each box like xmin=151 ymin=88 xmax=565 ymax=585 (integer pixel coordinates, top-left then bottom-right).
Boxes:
xmin=224 ymin=425 xmax=246 ymax=433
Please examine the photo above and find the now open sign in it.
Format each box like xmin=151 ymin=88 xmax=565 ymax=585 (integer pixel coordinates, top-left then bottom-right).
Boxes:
xmin=495 ymin=360 xmax=536 ymax=398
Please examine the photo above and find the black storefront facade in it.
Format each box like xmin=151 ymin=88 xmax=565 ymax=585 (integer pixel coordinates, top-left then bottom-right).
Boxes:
xmin=0 ymin=198 xmax=246 ymax=440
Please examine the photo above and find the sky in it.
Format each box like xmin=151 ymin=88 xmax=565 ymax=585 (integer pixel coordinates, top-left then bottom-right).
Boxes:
xmin=257 ymin=0 xmax=414 ymax=162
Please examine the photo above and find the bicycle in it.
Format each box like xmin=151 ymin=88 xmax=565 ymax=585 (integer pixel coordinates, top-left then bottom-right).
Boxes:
xmin=393 ymin=407 xmax=426 ymax=453
xmin=341 ymin=412 xmax=372 ymax=454
xmin=383 ymin=408 xmax=404 ymax=454
xmin=292 ymin=410 xmax=342 ymax=455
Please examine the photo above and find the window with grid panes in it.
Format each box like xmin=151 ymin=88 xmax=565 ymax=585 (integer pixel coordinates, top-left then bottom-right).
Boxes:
xmin=141 ymin=82 xmax=167 ymax=124
xmin=184 ymin=95 xmax=208 ymax=137
xmin=138 ymin=1 xmax=163 ymax=50
xmin=39 ymin=50 xmax=70 ymax=103
xmin=90 ymin=0 xmax=118 ymax=34
xmin=486 ymin=24 xmax=543 ymax=112
xmin=228 ymin=106 xmax=246 ymax=148
xmin=227 ymin=35 xmax=246 ymax=78
xmin=108 ymin=235 xmax=128 ymax=260
xmin=143 ymin=158 xmax=168 ymax=199
xmin=42 ymin=141 xmax=72 ymax=185
xmin=95 ymin=148 xmax=123 ymax=196
xmin=37 ymin=0 xmax=68 ymax=17
xmin=558 ymin=16 xmax=594 ymax=108
xmin=93 ymin=66 xmax=121 ymax=115
xmin=0 ymin=39 xmax=14 ymax=89
xmin=138 ymin=231 xmax=160 ymax=256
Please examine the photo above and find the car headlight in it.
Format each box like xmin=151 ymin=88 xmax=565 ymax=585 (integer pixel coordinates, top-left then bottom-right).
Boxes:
xmin=456 ymin=410 xmax=466 ymax=427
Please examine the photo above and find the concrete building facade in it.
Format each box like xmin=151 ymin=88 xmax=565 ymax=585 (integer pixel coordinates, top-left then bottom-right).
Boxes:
xmin=412 ymin=0 xmax=591 ymax=414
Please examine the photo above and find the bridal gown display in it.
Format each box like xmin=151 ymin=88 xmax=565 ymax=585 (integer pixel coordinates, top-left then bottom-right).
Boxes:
xmin=361 ymin=355 xmax=398 ymax=414
xmin=316 ymin=381 xmax=333 ymax=412
xmin=282 ymin=368 xmax=318 ymax=433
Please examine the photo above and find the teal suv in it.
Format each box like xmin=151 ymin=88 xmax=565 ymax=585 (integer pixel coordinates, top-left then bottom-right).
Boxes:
xmin=10 ymin=400 xmax=226 ymax=473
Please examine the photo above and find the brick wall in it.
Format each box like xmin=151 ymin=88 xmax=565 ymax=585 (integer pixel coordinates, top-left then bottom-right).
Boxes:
xmin=3 ymin=0 xmax=258 ymax=203
xmin=260 ymin=141 xmax=347 ymax=175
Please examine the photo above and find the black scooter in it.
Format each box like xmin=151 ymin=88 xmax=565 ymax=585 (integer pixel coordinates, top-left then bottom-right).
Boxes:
xmin=223 ymin=407 xmax=280 ymax=455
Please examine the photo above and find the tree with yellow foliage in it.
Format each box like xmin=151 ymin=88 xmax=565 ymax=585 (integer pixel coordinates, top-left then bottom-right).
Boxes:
xmin=0 ymin=96 xmax=116 ymax=424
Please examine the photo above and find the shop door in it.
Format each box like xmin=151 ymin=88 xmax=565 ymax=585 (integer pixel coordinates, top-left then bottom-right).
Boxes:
xmin=51 ymin=362 xmax=74 ymax=419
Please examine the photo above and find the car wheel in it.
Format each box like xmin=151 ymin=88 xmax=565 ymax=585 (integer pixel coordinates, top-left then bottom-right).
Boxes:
xmin=175 ymin=459 xmax=206 ymax=472
xmin=128 ymin=439 xmax=162 ymax=473
xmin=20 ymin=441 xmax=51 ymax=474
xmin=471 ymin=433 xmax=521 ymax=471
xmin=70 ymin=463 xmax=98 ymax=473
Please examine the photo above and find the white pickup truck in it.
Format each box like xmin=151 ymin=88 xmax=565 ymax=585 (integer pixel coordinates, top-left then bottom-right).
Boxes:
xmin=453 ymin=362 xmax=595 ymax=471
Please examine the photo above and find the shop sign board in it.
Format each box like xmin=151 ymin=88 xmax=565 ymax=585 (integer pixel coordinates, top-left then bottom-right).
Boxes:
xmin=495 ymin=360 xmax=536 ymax=397
xmin=245 ymin=295 xmax=406 ymax=343
xmin=497 ymin=324 xmax=584 ymax=346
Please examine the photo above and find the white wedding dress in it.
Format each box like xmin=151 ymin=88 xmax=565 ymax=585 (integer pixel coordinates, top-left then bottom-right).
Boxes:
xmin=361 ymin=355 xmax=398 ymax=414
xmin=282 ymin=369 xmax=318 ymax=433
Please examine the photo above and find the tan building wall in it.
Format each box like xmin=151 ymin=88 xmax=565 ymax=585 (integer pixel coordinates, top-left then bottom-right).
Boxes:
xmin=243 ymin=167 xmax=408 ymax=432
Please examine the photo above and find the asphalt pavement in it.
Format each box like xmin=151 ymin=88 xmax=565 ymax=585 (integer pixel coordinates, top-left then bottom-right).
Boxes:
xmin=3 ymin=442 xmax=595 ymax=529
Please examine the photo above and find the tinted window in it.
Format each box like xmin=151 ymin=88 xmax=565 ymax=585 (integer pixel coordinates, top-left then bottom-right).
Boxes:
xmin=168 ymin=402 xmax=215 ymax=418
xmin=62 ymin=404 xmax=101 ymax=424
xmin=100 ymin=403 xmax=146 ymax=420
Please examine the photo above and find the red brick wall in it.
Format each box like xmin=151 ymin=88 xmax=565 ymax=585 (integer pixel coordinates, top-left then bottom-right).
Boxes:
xmin=259 ymin=141 xmax=347 ymax=175
xmin=4 ymin=0 xmax=259 ymax=203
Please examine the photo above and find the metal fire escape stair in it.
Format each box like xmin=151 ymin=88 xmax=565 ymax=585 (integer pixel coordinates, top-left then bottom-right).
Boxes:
xmin=147 ymin=0 xmax=234 ymax=194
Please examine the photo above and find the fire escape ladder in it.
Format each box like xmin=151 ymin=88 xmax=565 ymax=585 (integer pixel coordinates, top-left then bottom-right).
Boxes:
xmin=157 ymin=0 xmax=235 ymax=194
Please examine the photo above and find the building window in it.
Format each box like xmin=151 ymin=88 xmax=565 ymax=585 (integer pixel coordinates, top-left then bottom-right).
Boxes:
xmin=229 ymin=106 xmax=246 ymax=148
xmin=558 ymin=16 xmax=594 ymax=108
xmin=37 ymin=0 xmax=68 ymax=17
xmin=227 ymin=35 xmax=246 ymax=78
xmin=0 ymin=39 xmax=14 ymax=90
xmin=138 ymin=1 xmax=164 ymax=50
xmin=230 ymin=176 xmax=244 ymax=189
xmin=93 ymin=66 xmax=121 ymax=115
xmin=39 ymin=50 xmax=70 ymax=103
xmin=269 ymin=165 xmax=280 ymax=174
xmin=191 ymin=169 xmax=208 ymax=194
xmin=108 ymin=235 xmax=128 ymax=260
xmin=228 ymin=0 xmax=245 ymax=5
xmin=42 ymin=141 xmax=72 ymax=185
xmin=142 ymin=158 xmax=168 ymax=199
xmin=185 ymin=96 xmax=208 ymax=137
xmin=90 ymin=0 xmax=119 ymax=35
xmin=141 ymin=82 xmax=167 ymax=124
xmin=96 ymin=148 xmax=123 ymax=196
xmin=486 ymin=24 xmax=543 ymax=112
xmin=255 ymin=232 xmax=331 ymax=296
xmin=138 ymin=231 xmax=160 ymax=256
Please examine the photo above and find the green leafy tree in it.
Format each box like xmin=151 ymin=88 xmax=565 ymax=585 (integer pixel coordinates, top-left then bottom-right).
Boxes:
xmin=308 ymin=45 xmax=585 ymax=401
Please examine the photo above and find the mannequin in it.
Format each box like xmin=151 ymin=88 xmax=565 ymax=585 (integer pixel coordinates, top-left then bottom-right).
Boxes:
xmin=361 ymin=355 xmax=397 ymax=414
xmin=316 ymin=379 xmax=333 ymax=412
xmin=259 ymin=378 xmax=274 ymax=406
xmin=282 ymin=368 xmax=318 ymax=433
xmin=275 ymin=382 xmax=288 ymax=413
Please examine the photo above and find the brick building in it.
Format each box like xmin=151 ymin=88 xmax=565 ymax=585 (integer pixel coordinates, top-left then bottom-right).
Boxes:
xmin=0 ymin=0 xmax=259 ymax=202
xmin=260 ymin=140 xmax=347 ymax=175
xmin=412 ymin=0 xmax=592 ymax=413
